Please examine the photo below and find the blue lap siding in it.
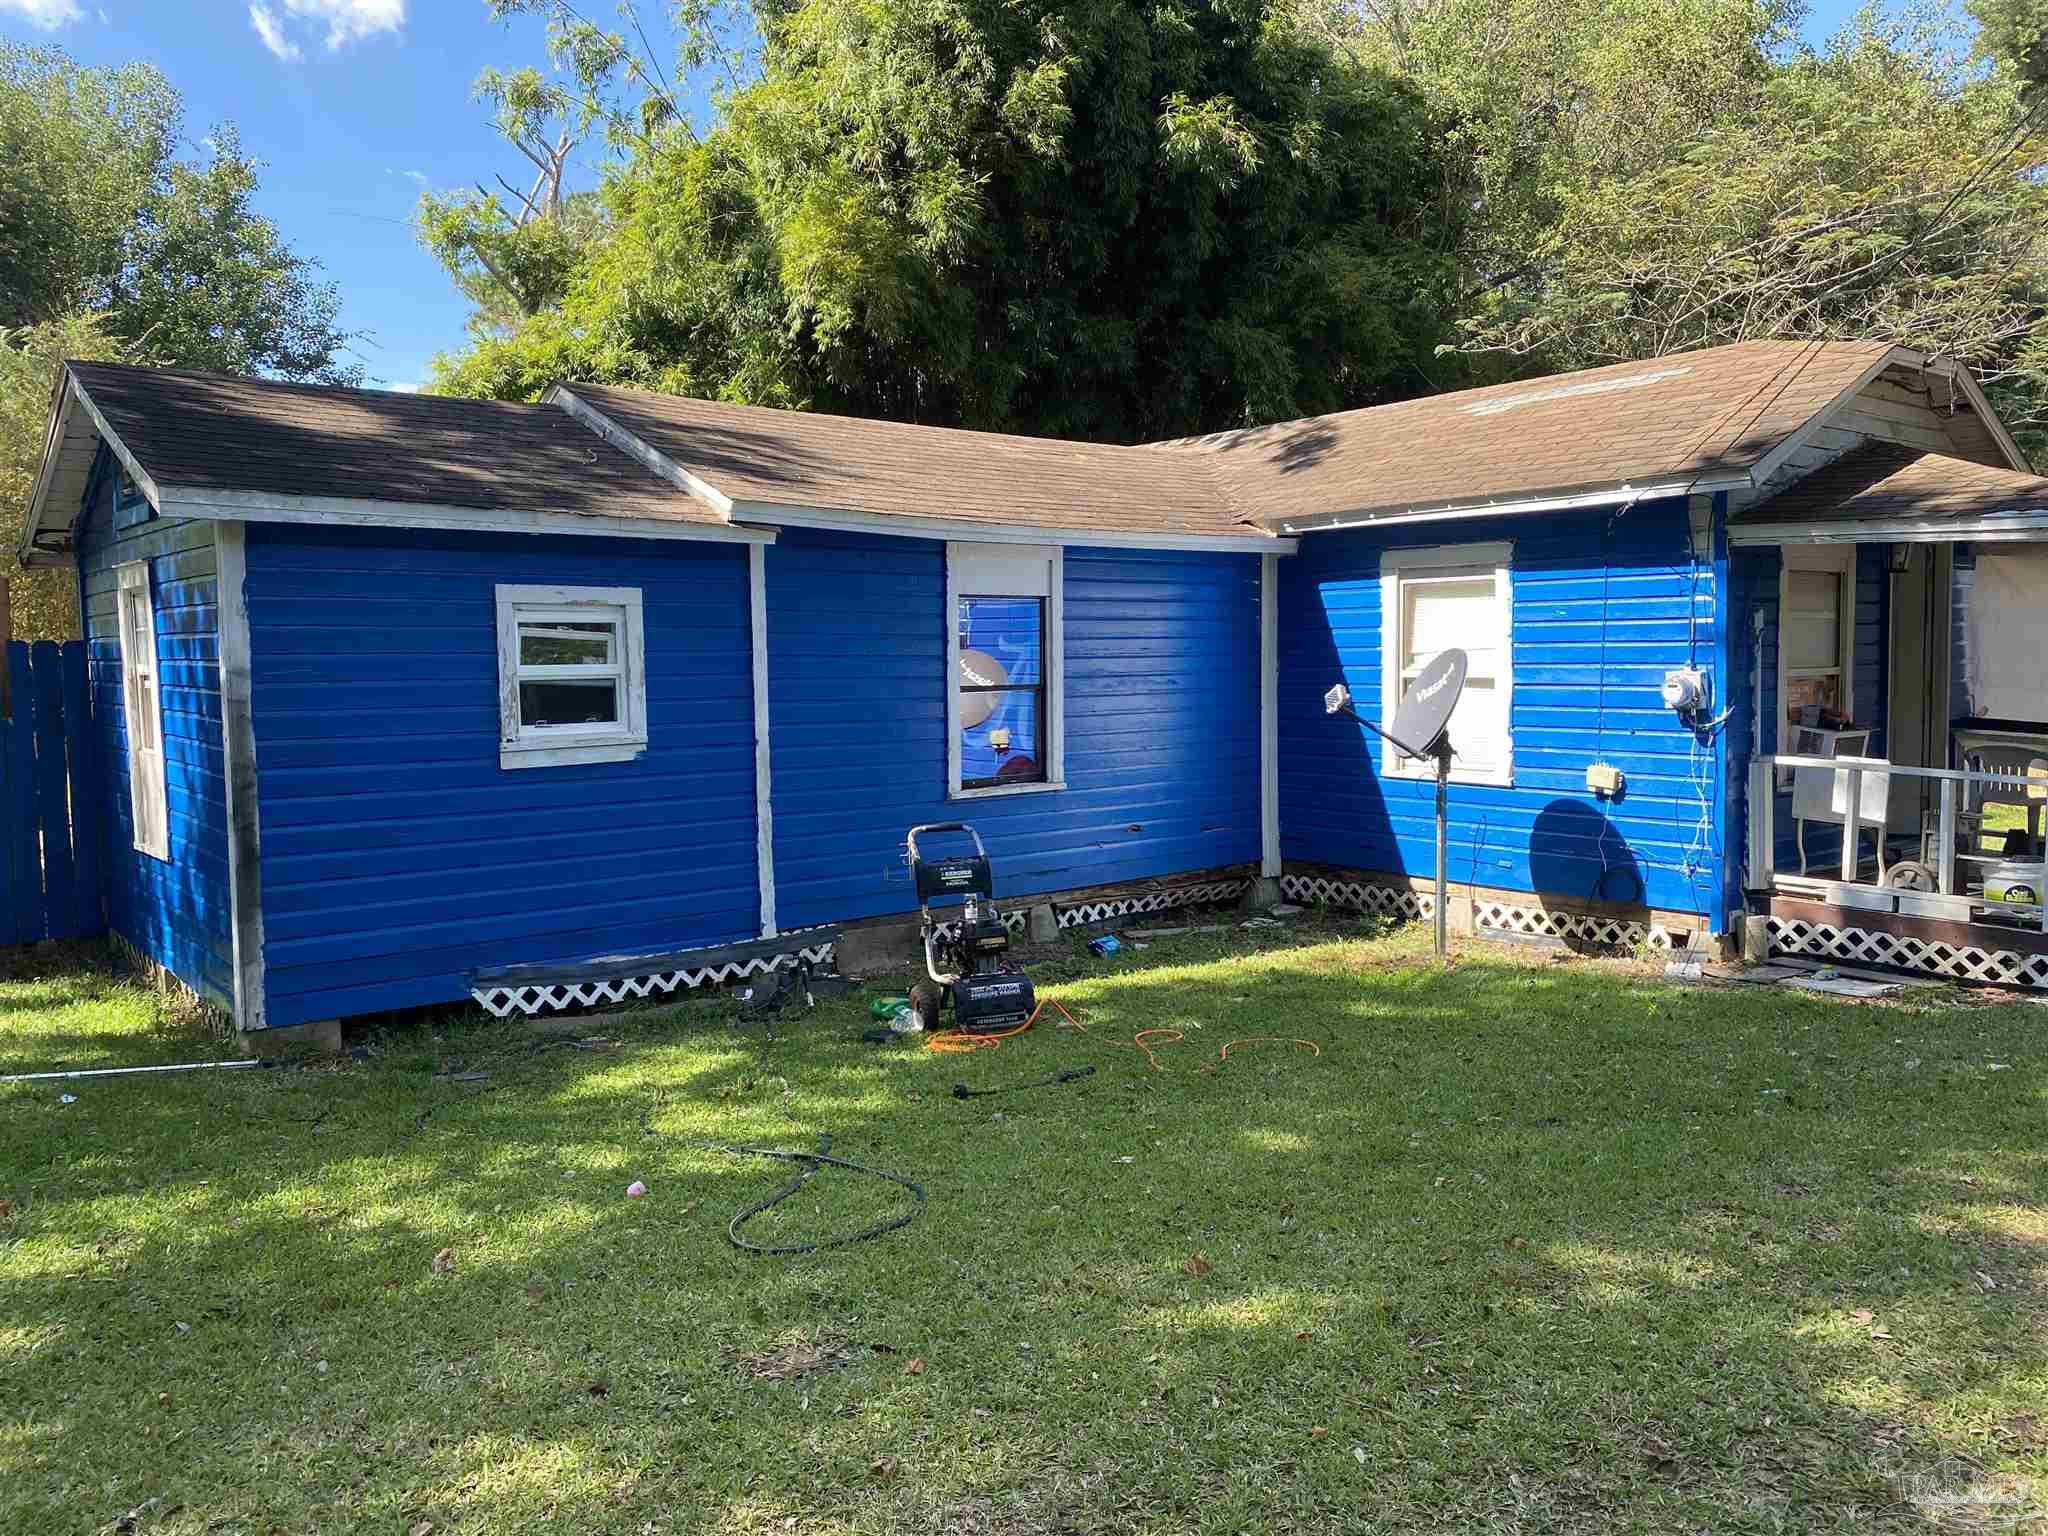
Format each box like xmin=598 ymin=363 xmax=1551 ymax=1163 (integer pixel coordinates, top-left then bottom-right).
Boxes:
xmin=241 ymin=523 xmax=759 ymax=1026
xmin=75 ymin=449 xmax=233 ymax=1008
xmin=764 ymin=528 xmax=1261 ymax=931
xmin=1279 ymin=500 xmax=1732 ymax=923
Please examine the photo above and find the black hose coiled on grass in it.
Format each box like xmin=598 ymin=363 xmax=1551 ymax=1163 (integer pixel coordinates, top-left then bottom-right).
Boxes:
xmin=704 ymin=1134 xmax=926 ymax=1256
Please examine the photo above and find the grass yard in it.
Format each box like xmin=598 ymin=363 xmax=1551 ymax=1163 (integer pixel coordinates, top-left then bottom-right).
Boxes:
xmin=3 ymin=919 xmax=2047 ymax=1535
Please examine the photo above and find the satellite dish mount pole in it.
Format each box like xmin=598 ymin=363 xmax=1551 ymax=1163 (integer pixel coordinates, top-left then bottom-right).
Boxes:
xmin=1430 ymin=736 xmax=1450 ymax=963
xmin=1324 ymin=648 xmax=1468 ymax=967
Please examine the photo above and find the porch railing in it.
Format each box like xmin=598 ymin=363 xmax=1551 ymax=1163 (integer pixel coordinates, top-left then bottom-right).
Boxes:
xmin=1746 ymin=754 xmax=2046 ymax=931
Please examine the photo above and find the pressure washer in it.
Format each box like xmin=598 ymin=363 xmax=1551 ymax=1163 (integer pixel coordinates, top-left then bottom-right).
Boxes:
xmin=904 ymin=822 xmax=1036 ymax=1034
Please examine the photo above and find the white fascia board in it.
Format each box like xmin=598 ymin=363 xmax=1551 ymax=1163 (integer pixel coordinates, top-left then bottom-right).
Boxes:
xmin=545 ymin=386 xmax=737 ymax=515
xmin=63 ymin=371 xmax=163 ymax=510
xmin=1944 ymin=363 xmax=2034 ymax=473
xmin=1743 ymin=349 xmax=1904 ymax=491
xmin=156 ymin=486 xmax=778 ymax=545
xmin=19 ymin=370 xmax=165 ymax=562
xmin=1271 ymin=477 xmax=1752 ymax=535
xmin=730 ymin=499 xmax=1295 ymax=554
xmin=1730 ymin=515 xmax=2048 ymax=546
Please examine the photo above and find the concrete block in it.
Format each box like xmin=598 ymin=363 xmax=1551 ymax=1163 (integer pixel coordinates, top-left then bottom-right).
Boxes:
xmin=1740 ymin=914 xmax=1770 ymax=966
xmin=239 ymin=1017 xmax=342 ymax=1057
xmin=1241 ymin=876 xmax=1284 ymax=912
xmin=1027 ymin=903 xmax=1059 ymax=944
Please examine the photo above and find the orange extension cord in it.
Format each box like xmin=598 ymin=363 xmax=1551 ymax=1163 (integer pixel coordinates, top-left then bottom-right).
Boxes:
xmin=926 ymin=996 xmax=1320 ymax=1071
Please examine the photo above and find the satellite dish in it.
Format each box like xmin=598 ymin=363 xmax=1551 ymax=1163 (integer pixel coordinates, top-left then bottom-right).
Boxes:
xmin=958 ymin=649 xmax=1008 ymax=728
xmin=1319 ymin=647 xmax=1471 ymax=964
xmin=1389 ymin=648 xmax=1468 ymax=759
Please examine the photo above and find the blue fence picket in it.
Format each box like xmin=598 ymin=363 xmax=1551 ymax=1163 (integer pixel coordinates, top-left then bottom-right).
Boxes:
xmin=60 ymin=641 xmax=99 ymax=940
xmin=0 ymin=639 xmax=108 ymax=946
xmin=0 ymin=709 xmax=19 ymax=946
xmin=6 ymin=644 xmax=37 ymax=943
xmin=30 ymin=642 xmax=75 ymax=936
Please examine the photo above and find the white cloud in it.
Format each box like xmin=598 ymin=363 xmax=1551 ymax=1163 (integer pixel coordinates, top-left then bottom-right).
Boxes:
xmin=0 ymin=0 xmax=85 ymax=30
xmin=285 ymin=0 xmax=403 ymax=50
xmin=250 ymin=0 xmax=403 ymax=61
xmin=249 ymin=3 xmax=300 ymax=60
xmin=387 ymin=382 xmax=421 ymax=394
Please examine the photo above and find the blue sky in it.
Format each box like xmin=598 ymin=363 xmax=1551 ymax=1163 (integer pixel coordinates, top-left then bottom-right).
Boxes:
xmin=0 ymin=0 xmax=1915 ymax=391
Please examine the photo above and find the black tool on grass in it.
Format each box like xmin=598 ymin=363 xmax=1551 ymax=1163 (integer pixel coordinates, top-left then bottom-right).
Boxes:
xmin=1324 ymin=648 xmax=1467 ymax=962
xmin=951 ymin=1064 xmax=1096 ymax=1099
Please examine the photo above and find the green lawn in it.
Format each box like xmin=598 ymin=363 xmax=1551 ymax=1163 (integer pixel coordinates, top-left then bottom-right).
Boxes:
xmin=3 ymin=921 xmax=2046 ymax=1535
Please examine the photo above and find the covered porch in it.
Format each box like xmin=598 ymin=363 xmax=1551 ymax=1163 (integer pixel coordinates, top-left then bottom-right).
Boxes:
xmin=1730 ymin=446 xmax=2048 ymax=987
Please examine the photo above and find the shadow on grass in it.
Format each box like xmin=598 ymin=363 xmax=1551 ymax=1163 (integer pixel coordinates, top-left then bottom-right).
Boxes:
xmin=2 ymin=926 xmax=2045 ymax=1533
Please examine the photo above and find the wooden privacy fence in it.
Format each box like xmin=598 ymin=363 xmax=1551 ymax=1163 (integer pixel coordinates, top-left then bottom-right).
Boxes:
xmin=0 ymin=640 xmax=103 ymax=944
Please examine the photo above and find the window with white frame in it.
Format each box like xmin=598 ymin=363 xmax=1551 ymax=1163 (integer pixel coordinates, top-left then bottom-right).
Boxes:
xmin=1779 ymin=548 xmax=1854 ymax=734
xmin=114 ymin=560 xmax=169 ymax=859
xmin=948 ymin=543 xmax=1063 ymax=797
xmin=1776 ymin=546 xmax=1856 ymax=788
xmin=495 ymin=585 xmax=647 ymax=769
xmin=1379 ymin=543 xmax=1513 ymax=785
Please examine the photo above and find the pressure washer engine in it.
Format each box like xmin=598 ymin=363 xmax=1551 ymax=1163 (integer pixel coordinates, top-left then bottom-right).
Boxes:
xmin=905 ymin=822 xmax=1036 ymax=1035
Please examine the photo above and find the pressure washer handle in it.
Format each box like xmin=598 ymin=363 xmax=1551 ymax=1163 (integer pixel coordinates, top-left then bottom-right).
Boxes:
xmin=906 ymin=821 xmax=988 ymax=862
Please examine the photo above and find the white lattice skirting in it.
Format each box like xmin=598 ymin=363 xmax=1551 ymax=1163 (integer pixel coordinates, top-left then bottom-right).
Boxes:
xmin=1057 ymin=878 xmax=1253 ymax=930
xmin=1766 ymin=916 xmax=2048 ymax=989
xmin=1278 ymin=873 xmax=1436 ymax=922
xmin=1278 ymin=875 xmax=1690 ymax=952
xmin=472 ymin=938 xmax=839 ymax=1019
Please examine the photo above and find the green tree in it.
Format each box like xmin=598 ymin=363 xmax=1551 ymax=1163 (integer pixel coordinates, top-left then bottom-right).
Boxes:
xmin=0 ymin=315 xmax=124 ymax=643
xmin=429 ymin=0 xmax=1469 ymax=440
xmin=0 ymin=45 xmax=355 ymax=638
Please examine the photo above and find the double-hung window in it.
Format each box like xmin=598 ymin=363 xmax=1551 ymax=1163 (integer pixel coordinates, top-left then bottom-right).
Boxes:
xmin=1379 ymin=542 xmax=1514 ymax=785
xmin=114 ymin=560 xmax=169 ymax=860
xmin=495 ymin=585 xmax=647 ymax=769
xmin=948 ymin=543 xmax=1063 ymax=797
xmin=1780 ymin=548 xmax=1853 ymax=732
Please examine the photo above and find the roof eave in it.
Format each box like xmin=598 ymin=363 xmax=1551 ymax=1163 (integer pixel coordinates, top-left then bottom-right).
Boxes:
xmin=19 ymin=366 xmax=166 ymax=566
xmin=726 ymin=498 xmax=1297 ymax=554
xmin=1265 ymin=475 xmax=1756 ymax=535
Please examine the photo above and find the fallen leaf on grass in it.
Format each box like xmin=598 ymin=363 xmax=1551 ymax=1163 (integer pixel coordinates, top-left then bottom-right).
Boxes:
xmin=1503 ymin=1235 xmax=1529 ymax=1251
xmin=904 ymin=1357 xmax=925 ymax=1377
xmin=1184 ymin=1253 xmax=1213 ymax=1277
xmin=0 ymin=1198 xmax=12 ymax=1219
xmin=1869 ymin=1328 xmax=1893 ymax=1341
xmin=870 ymin=1456 xmax=900 ymax=1479
xmin=1850 ymin=1308 xmax=1874 ymax=1324
xmin=431 ymin=1248 xmax=454 ymax=1275
xmin=409 ymin=1521 xmax=434 ymax=1536
xmin=1310 ymin=1426 xmax=1328 ymax=1439
xmin=586 ymin=1381 xmax=610 ymax=1398
xmin=1295 ymin=1331 xmax=1313 ymax=1342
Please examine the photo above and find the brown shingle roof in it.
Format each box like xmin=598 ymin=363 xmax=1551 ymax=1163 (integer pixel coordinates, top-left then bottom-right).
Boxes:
xmin=56 ymin=341 xmax=1944 ymax=545
xmin=67 ymin=361 xmax=716 ymax=525
xmin=1160 ymin=340 xmax=1895 ymax=524
xmin=1739 ymin=444 xmax=2048 ymax=527
xmin=560 ymin=384 xmax=1253 ymax=538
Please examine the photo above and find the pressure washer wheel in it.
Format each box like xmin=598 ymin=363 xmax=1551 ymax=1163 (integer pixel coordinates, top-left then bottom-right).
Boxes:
xmin=908 ymin=984 xmax=941 ymax=1033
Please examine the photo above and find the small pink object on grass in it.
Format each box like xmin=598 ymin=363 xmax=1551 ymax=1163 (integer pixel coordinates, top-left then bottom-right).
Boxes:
xmin=626 ymin=1180 xmax=648 ymax=1198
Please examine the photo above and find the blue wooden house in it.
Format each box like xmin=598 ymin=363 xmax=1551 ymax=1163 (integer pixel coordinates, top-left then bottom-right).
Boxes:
xmin=19 ymin=341 xmax=2048 ymax=1034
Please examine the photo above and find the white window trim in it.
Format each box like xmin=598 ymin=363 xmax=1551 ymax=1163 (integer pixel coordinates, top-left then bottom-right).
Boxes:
xmin=496 ymin=584 xmax=648 ymax=770
xmin=946 ymin=543 xmax=1064 ymax=800
xmin=1379 ymin=541 xmax=1514 ymax=787
xmin=114 ymin=560 xmax=169 ymax=861
xmin=1775 ymin=544 xmax=1857 ymax=786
